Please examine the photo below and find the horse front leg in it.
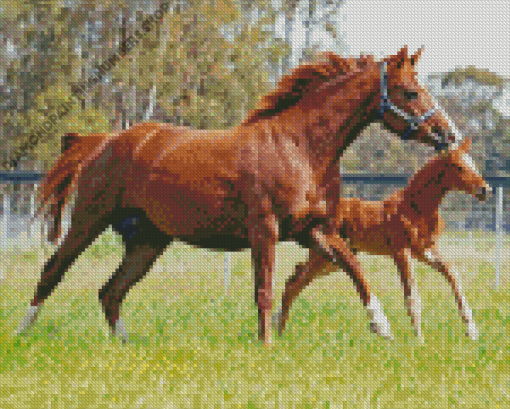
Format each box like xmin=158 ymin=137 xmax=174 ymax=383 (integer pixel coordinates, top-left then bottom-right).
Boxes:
xmin=420 ymin=248 xmax=478 ymax=340
xmin=310 ymin=227 xmax=393 ymax=340
xmin=393 ymin=249 xmax=424 ymax=342
xmin=249 ymin=214 xmax=278 ymax=346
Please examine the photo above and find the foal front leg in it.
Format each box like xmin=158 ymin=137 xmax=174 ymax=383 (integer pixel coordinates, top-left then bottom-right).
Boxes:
xmin=278 ymin=227 xmax=393 ymax=340
xmin=421 ymin=249 xmax=478 ymax=340
xmin=393 ymin=249 xmax=424 ymax=342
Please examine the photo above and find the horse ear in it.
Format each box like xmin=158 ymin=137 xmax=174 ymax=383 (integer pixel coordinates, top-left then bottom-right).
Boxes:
xmin=393 ymin=46 xmax=409 ymax=69
xmin=396 ymin=45 xmax=408 ymax=59
xmin=410 ymin=47 xmax=424 ymax=66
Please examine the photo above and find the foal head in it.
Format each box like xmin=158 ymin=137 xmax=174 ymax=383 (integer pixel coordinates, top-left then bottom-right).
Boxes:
xmin=426 ymin=137 xmax=490 ymax=201
xmin=378 ymin=46 xmax=463 ymax=152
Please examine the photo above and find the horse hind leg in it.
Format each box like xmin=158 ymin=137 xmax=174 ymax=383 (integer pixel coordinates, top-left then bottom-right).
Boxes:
xmin=99 ymin=213 xmax=171 ymax=342
xmin=15 ymin=207 xmax=110 ymax=336
xmin=311 ymin=228 xmax=393 ymax=340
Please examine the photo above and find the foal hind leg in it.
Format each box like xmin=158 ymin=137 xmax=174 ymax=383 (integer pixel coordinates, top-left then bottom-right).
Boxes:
xmin=98 ymin=235 xmax=170 ymax=343
xmin=15 ymin=210 xmax=109 ymax=335
xmin=393 ymin=249 xmax=424 ymax=342
xmin=310 ymin=228 xmax=393 ymax=340
xmin=275 ymin=249 xmax=337 ymax=336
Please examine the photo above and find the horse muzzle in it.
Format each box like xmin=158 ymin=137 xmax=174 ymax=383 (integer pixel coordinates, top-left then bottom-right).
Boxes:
xmin=475 ymin=185 xmax=491 ymax=202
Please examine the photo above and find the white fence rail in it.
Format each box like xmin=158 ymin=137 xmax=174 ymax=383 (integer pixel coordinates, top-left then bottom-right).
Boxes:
xmin=1 ymin=174 xmax=508 ymax=288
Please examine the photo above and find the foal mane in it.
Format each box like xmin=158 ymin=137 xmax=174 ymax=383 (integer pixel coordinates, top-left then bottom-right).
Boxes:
xmin=242 ymin=52 xmax=374 ymax=125
xmin=388 ymin=148 xmax=460 ymax=206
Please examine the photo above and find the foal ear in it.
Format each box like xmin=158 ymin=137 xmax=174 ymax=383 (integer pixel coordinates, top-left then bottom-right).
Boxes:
xmin=410 ymin=47 xmax=424 ymax=66
xmin=460 ymin=136 xmax=472 ymax=152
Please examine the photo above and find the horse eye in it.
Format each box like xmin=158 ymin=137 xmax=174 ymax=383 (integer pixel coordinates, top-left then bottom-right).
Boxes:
xmin=404 ymin=91 xmax=418 ymax=100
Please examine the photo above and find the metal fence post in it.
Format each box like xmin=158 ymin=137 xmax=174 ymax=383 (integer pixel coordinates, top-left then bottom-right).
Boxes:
xmin=495 ymin=185 xmax=503 ymax=289
xmin=273 ymin=248 xmax=277 ymax=293
xmin=29 ymin=186 xmax=35 ymax=241
xmin=2 ymin=190 xmax=9 ymax=250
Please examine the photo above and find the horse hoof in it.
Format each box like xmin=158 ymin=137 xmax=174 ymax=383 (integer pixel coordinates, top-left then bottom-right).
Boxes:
xmin=370 ymin=322 xmax=394 ymax=341
xmin=113 ymin=318 xmax=130 ymax=343
xmin=15 ymin=305 xmax=40 ymax=336
xmin=367 ymin=296 xmax=393 ymax=341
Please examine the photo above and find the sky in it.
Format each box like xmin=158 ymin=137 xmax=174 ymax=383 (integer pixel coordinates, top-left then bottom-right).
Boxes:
xmin=290 ymin=0 xmax=509 ymax=80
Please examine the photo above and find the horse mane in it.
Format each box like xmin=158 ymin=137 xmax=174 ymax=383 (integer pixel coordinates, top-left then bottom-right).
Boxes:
xmin=242 ymin=52 xmax=374 ymax=125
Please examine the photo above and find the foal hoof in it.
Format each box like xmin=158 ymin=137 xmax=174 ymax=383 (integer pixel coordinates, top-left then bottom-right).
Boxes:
xmin=414 ymin=326 xmax=424 ymax=343
xmin=367 ymin=296 xmax=393 ymax=341
xmin=414 ymin=327 xmax=424 ymax=343
xmin=272 ymin=310 xmax=282 ymax=329
xmin=466 ymin=321 xmax=479 ymax=341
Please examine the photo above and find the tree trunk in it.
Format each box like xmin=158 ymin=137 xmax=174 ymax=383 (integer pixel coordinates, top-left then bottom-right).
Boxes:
xmin=121 ymin=8 xmax=129 ymax=130
xmin=301 ymin=0 xmax=314 ymax=63
xmin=143 ymin=14 xmax=172 ymax=121
xmin=282 ymin=7 xmax=294 ymax=74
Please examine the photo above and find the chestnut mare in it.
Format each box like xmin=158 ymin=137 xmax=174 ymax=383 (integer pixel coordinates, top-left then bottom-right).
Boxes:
xmin=16 ymin=46 xmax=463 ymax=345
xmin=275 ymin=137 xmax=490 ymax=342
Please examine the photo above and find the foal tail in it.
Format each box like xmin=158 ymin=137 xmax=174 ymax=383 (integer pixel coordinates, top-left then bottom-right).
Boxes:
xmin=34 ymin=133 xmax=109 ymax=243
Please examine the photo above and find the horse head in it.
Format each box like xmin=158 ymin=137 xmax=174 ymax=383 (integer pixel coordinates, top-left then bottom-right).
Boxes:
xmin=379 ymin=46 xmax=463 ymax=152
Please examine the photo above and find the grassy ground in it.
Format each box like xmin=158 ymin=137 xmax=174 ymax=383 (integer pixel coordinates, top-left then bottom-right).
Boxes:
xmin=0 ymin=230 xmax=508 ymax=408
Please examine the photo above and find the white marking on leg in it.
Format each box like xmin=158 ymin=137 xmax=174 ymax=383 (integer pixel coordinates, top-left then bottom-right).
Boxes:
xmin=114 ymin=318 xmax=129 ymax=343
xmin=272 ymin=309 xmax=282 ymax=332
xmin=406 ymin=254 xmax=423 ymax=341
xmin=15 ymin=305 xmax=40 ymax=335
xmin=408 ymin=286 xmax=423 ymax=342
xmin=451 ymin=267 xmax=475 ymax=335
xmin=367 ymin=295 xmax=393 ymax=340
xmin=459 ymin=294 xmax=478 ymax=340
xmin=460 ymin=295 xmax=471 ymax=320
xmin=467 ymin=318 xmax=479 ymax=341
xmin=425 ymin=250 xmax=478 ymax=339
xmin=452 ymin=267 xmax=464 ymax=293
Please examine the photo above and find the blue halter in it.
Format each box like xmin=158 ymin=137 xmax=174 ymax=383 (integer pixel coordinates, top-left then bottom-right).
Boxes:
xmin=377 ymin=61 xmax=446 ymax=150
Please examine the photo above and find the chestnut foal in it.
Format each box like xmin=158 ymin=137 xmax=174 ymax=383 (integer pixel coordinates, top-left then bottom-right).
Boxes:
xmin=276 ymin=137 xmax=490 ymax=341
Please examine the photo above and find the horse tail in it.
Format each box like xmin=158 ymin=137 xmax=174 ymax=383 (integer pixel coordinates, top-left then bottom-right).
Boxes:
xmin=35 ymin=132 xmax=108 ymax=243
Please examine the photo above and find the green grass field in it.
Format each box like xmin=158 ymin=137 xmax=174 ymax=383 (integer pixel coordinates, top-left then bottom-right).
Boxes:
xmin=0 ymin=229 xmax=508 ymax=408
